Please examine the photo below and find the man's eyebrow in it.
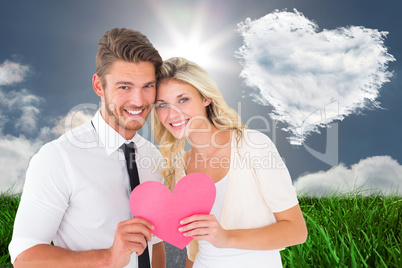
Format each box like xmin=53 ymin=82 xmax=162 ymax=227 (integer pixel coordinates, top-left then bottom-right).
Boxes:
xmin=156 ymin=93 xmax=187 ymax=102
xmin=114 ymin=80 xmax=156 ymax=86
xmin=145 ymin=80 xmax=156 ymax=86
xmin=115 ymin=81 xmax=134 ymax=86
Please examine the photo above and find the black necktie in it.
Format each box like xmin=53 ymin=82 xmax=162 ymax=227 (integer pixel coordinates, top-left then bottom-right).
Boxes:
xmin=122 ymin=142 xmax=151 ymax=268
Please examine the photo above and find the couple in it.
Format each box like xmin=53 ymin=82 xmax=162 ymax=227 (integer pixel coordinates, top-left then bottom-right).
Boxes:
xmin=9 ymin=28 xmax=307 ymax=268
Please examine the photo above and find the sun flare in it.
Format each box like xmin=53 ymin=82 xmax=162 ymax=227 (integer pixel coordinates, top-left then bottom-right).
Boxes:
xmin=145 ymin=0 xmax=236 ymax=73
xmin=162 ymin=38 xmax=212 ymax=70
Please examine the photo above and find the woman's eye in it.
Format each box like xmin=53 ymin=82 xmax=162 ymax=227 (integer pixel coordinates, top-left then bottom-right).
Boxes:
xmin=156 ymin=103 xmax=167 ymax=108
xmin=179 ymin=98 xmax=189 ymax=103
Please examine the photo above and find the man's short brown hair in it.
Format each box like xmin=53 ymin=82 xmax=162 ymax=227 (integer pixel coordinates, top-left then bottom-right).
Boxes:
xmin=96 ymin=28 xmax=162 ymax=87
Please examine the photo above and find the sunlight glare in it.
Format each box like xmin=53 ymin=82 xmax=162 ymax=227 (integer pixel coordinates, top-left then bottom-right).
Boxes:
xmin=163 ymin=38 xmax=212 ymax=70
xmin=145 ymin=0 xmax=236 ymax=73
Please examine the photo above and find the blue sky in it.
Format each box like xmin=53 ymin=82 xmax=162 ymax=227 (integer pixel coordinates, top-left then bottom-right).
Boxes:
xmin=1 ymin=0 xmax=401 ymax=195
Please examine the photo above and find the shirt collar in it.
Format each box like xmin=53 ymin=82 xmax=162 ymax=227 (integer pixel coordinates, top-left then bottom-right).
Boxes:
xmin=91 ymin=110 xmax=142 ymax=156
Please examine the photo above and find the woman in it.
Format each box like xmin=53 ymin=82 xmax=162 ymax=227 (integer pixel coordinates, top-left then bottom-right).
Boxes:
xmin=151 ymin=57 xmax=307 ymax=267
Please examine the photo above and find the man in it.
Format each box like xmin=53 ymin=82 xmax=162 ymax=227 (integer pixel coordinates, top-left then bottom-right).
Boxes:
xmin=9 ymin=28 xmax=166 ymax=268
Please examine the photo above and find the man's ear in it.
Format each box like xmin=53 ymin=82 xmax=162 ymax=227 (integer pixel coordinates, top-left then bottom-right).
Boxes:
xmin=93 ymin=74 xmax=104 ymax=97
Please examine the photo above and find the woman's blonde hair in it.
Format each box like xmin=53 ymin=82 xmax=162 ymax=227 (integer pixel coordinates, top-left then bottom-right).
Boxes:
xmin=151 ymin=57 xmax=247 ymax=191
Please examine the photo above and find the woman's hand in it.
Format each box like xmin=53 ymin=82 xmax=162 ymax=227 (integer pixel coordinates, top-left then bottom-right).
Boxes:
xmin=178 ymin=214 xmax=230 ymax=248
xmin=178 ymin=205 xmax=307 ymax=251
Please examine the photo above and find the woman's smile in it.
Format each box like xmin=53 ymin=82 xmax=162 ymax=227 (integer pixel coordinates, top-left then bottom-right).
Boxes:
xmin=170 ymin=119 xmax=190 ymax=129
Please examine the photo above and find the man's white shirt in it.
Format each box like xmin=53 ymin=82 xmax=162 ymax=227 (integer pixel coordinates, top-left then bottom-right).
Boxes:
xmin=9 ymin=110 xmax=163 ymax=267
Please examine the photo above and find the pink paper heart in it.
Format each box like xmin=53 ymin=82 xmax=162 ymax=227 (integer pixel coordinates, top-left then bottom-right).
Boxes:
xmin=130 ymin=173 xmax=216 ymax=249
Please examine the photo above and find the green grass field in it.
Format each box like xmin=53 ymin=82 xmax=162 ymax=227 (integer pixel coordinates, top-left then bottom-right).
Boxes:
xmin=0 ymin=193 xmax=20 ymax=267
xmin=281 ymin=195 xmax=401 ymax=267
xmin=1 ymin=193 xmax=401 ymax=267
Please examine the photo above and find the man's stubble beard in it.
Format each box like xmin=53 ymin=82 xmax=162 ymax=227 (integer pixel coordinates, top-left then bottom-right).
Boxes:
xmin=104 ymin=99 xmax=149 ymax=134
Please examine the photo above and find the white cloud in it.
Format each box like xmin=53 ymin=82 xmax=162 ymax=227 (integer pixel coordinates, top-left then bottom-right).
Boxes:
xmin=0 ymin=60 xmax=29 ymax=86
xmin=0 ymin=59 xmax=93 ymax=194
xmin=0 ymin=88 xmax=44 ymax=136
xmin=0 ymin=135 xmax=43 ymax=194
xmin=3 ymin=88 xmax=43 ymax=108
xmin=0 ymin=106 xmax=94 ymax=194
xmin=294 ymin=156 xmax=402 ymax=196
xmin=0 ymin=99 xmax=94 ymax=194
xmin=0 ymin=59 xmax=98 ymax=194
xmin=15 ymin=106 xmax=41 ymax=135
xmin=236 ymin=9 xmax=395 ymax=145
xmin=0 ymin=93 xmax=94 ymax=194
xmin=0 ymin=60 xmax=45 ymax=193
xmin=50 ymin=109 xmax=94 ymax=136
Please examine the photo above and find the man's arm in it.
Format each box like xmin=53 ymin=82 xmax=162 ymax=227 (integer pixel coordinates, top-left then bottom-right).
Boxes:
xmin=13 ymin=244 xmax=112 ymax=268
xmin=14 ymin=217 xmax=153 ymax=268
xmin=151 ymin=241 xmax=166 ymax=268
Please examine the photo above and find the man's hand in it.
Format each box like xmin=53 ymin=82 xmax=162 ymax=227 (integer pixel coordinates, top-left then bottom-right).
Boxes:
xmin=13 ymin=217 xmax=155 ymax=268
xmin=108 ymin=217 xmax=154 ymax=267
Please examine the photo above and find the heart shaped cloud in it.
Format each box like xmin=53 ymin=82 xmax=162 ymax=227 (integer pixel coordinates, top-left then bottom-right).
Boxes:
xmin=236 ymin=9 xmax=395 ymax=145
xmin=130 ymin=173 xmax=216 ymax=249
